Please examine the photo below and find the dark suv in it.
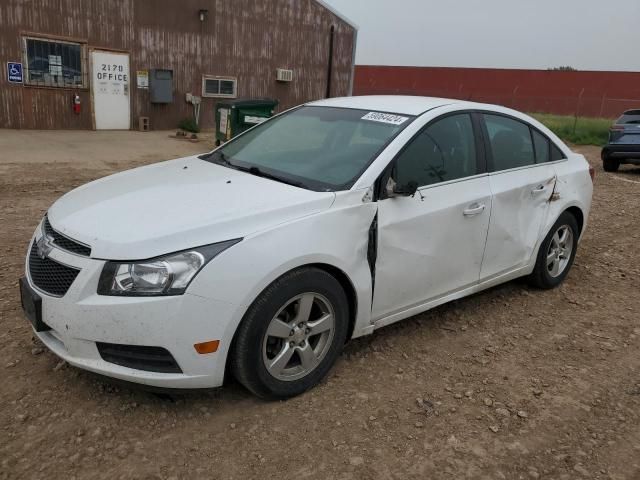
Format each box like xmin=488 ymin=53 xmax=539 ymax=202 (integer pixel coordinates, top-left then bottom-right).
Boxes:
xmin=602 ymin=109 xmax=640 ymax=172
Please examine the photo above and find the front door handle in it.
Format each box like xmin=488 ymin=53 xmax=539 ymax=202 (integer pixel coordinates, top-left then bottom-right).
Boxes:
xmin=531 ymin=185 xmax=547 ymax=195
xmin=463 ymin=203 xmax=486 ymax=217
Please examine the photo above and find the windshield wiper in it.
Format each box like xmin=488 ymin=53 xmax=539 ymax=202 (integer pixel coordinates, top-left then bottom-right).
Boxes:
xmin=201 ymin=151 xmax=307 ymax=189
xmin=201 ymin=150 xmax=237 ymax=168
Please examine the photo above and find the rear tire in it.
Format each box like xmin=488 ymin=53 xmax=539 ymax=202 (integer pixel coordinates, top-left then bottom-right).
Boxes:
xmin=603 ymin=157 xmax=620 ymax=172
xmin=231 ymin=267 xmax=349 ymax=399
xmin=528 ymin=212 xmax=579 ymax=289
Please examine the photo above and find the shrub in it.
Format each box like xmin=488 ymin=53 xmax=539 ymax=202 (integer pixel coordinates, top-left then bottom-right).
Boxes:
xmin=178 ymin=118 xmax=200 ymax=133
xmin=530 ymin=113 xmax=611 ymax=146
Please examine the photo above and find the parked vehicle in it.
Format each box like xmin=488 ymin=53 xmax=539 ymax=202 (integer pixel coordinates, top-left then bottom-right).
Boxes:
xmin=602 ymin=109 xmax=640 ymax=171
xmin=20 ymin=96 xmax=593 ymax=399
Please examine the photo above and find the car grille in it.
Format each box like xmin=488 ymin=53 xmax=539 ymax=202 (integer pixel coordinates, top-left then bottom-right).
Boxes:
xmin=43 ymin=216 xmax=91 ymax=257
xmin=96 ymin=343 xmax=183 ymax=374
xmin=28 ymin=241 xmax=81 ymax=297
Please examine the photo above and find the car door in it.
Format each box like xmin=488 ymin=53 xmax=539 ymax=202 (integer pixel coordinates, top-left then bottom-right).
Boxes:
xmin=479 ymin=113 xmax=557 ymax=280
xmin=372 ymin=113 xmax=492 ymax=320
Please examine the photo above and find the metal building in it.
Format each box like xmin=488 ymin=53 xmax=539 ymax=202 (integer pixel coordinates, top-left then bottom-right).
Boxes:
xmin=0 ymin=0 xmax=357 ymax=130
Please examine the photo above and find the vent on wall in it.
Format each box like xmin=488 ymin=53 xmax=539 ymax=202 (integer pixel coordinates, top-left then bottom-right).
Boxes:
xmin=276 ymin=69 xmax=294 ymax=82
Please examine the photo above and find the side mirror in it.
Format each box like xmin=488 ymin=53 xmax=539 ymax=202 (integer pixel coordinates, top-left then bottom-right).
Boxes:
xmin=386 ymin=178 xmax=419 ymax=198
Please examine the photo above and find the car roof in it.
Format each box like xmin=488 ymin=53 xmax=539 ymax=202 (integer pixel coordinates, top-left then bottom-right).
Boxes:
xmin=307 ymin=95 xmax=476 ymax=116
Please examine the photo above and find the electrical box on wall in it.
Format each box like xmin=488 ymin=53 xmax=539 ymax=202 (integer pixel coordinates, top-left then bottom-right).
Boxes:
xmin=149 ymin=69 xmax=173 ymax=103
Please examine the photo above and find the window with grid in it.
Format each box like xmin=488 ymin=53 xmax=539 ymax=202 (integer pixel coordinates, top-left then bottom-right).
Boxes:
xmin=23 ymin=37 xmax=86 ymax=88
xmin=202 ymin=76 xmax=237 ymax=98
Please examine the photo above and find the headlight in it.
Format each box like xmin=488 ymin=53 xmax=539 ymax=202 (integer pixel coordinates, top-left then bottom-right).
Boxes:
xmin=97 ymin=239 xmax=241 ymax=296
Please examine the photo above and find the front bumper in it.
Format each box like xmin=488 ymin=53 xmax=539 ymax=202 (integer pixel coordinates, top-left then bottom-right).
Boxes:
xmin=602 ymin=144 xmax=640 ymax=162
xmin=23 ymin=232 xmax=239 ymax=389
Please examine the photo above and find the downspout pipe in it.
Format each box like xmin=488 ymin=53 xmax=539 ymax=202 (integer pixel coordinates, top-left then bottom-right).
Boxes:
xmin=326 ymin=25 xmax=335 ymax=98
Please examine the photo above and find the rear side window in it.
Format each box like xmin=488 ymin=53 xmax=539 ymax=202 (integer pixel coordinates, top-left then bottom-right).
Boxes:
xmin=483 ymin=114 xmax=535 ymax=171
xmin=617 ymin=112 xmax=640 ymax=124
xmin=394 ymin=114 xmax=477 ymax=187
xmin=532 ymin=130 xmax=550 ymax=163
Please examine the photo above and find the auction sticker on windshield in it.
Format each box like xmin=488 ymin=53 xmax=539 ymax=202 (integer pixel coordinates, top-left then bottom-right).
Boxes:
xmin=361 ymin=112 xmax=409 ymax=126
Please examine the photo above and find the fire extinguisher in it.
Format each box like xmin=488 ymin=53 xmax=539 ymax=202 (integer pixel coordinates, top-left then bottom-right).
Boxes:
xmin=72 ymin=93 xmax=81 ymax=114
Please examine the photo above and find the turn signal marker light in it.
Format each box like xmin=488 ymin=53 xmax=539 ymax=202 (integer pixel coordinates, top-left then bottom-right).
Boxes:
xmin=194 ymin=340 xmax=220 ymax=354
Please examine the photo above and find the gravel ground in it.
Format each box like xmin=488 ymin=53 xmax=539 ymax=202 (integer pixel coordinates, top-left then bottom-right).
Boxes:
xmin=1 ymin=130 xmax=639 ymax=480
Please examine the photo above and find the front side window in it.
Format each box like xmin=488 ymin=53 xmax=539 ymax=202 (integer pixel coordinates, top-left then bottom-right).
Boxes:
xmin=24 ymin=37 xmax=85 ymax=88
xmin=394 ymin=114 xmax=477 ymax=188
xmin=484 ymin=114 xmax=535 ymax=171
xmin=201 ymin=106 xmax=413 ymax=191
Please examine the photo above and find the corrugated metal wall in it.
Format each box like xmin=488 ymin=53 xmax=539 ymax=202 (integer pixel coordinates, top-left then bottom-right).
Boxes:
xmin=355 ymin=66 xmax=640 ymax=118
xmin=0 ymin=0 xmax=355 ymax=130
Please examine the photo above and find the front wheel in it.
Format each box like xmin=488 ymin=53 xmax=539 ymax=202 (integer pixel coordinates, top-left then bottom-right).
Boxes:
xmin=528 ymin=212 xmax=579 ymax=289
xmin=231 ymin=267 xmax=349 ymax=399
xmin=603 ymin=157 xmax=620 ymax=172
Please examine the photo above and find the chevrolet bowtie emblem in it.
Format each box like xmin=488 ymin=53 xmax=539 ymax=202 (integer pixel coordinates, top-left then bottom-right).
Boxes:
xmin=36 ymin=235 xmax=54 ymax=260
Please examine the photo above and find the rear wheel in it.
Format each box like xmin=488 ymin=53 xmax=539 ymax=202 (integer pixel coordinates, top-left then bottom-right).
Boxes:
xmin=603 ymin=157 xmax=620 ymax=172
xmin=231 ymin=267 xmax=349 ymax=399
xmin=528 ymin=212 xmax=579 ymax=289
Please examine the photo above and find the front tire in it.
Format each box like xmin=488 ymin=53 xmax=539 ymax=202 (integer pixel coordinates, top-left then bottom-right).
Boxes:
xmin=603 ymin=157 xmax=620 ymax=172
xmin=528 ymin=212 xmax=579 ymax=289
xmin=231 ymin=267 xmax=349 ymax=399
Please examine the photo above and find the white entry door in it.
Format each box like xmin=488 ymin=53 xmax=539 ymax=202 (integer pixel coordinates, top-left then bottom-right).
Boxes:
xmin=91 ymin=50 xmax=130 ymax=130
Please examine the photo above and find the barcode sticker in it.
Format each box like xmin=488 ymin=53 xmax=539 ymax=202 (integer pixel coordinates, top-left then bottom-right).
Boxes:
xmin=361 ymin=112 xmax=409 ymax=126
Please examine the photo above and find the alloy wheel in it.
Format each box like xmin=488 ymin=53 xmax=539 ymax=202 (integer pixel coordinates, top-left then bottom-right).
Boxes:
xmin=262 ymin=293 xmax=335 ymax=382
xmin=546 ymin=225 xmax=574 ymax=278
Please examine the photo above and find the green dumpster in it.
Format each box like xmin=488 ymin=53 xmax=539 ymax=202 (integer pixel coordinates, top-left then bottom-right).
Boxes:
xmin=214 ymin=98 xmax=278 ymax=145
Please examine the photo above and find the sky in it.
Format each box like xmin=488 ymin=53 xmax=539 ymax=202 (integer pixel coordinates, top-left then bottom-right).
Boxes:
xmin=322 ymin=0 xmax=640 ymax=72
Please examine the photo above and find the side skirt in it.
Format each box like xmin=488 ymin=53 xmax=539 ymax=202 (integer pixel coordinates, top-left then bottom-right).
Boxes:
xmin=372 ymin=265 xmax=531 ymax=332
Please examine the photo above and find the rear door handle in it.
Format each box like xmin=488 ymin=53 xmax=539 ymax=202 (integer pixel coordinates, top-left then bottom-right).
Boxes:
xmin=463 ymin=203 xmax=486 ymax=217
xmin=531 ymin=185 xmax=547 ymax=195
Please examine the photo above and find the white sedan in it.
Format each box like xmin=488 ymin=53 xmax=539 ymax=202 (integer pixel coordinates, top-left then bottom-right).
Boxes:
xmin=20 ymin=96 xmax=593 ymax=398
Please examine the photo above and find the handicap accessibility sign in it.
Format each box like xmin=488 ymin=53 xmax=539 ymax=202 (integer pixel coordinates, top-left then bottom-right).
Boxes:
xmin=7 ymin=62 xmax=23 ymax=83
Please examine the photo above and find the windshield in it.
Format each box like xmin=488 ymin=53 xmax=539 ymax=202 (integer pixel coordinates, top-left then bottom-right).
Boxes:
xmin=200 ymin=106 xmax=414 ymax=191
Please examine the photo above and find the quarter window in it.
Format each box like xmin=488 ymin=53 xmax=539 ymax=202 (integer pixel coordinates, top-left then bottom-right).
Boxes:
xmin=395 ymin=114 xmax=477 ymax=187
xmin=24 ymin=37 xmax=85 ymax=88
xmin=484 ymin=114 xmax=535 ymax=171
xmin=202 ymin=76 xmax=237 ymax=98
xmin=532 ymin=130 xmax=550 ymax=163
xmin=551 ymin=144 xmax=566 ymax=161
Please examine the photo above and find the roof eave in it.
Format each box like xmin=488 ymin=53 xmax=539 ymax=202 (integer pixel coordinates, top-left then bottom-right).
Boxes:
xmin=313 ymin=0 xmax=359 ymax=30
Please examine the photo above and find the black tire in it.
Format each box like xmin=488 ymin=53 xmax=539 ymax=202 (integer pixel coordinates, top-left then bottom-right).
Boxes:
xmin=603 ymin=157 xmax=620 ymax=172
xmin=528 ymin=211 xmax=580 ymax=289
xmin=231 ymin=267 xmax=349 ymax=399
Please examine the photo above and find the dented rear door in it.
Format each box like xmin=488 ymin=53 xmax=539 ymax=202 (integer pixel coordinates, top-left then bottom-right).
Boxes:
xmin=480 ymin=164 xmax=556 ymax=280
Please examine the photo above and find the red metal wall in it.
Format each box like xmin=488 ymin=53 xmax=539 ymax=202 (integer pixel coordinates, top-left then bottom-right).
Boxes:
xmin=354 ymin=66 xmax=640 ymax=118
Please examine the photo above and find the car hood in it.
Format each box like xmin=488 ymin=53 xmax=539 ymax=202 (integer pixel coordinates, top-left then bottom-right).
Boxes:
xmin=47 ymin=156 xmax=335 ymax=260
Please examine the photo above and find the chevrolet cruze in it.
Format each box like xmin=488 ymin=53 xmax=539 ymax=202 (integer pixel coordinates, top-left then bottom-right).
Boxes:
xmin=20 ymin=96 xmax=593 ymax=398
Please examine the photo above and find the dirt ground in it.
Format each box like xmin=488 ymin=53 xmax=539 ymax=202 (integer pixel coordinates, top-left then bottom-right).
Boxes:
xmin=1 ymin=129 xmax=639 ymax=480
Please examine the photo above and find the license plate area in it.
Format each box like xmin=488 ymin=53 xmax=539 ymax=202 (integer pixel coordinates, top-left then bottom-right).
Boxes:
xmin=19 ymin=277 xmax=50 ymax=332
